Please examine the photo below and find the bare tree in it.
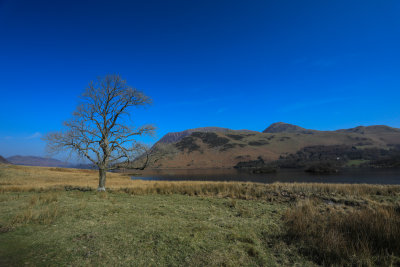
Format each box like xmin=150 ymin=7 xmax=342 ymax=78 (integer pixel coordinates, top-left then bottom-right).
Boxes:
xmin=44 ymin=74 xmax=155 ymax=191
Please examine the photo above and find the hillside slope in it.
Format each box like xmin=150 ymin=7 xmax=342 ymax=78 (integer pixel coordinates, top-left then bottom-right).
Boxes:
xmin=144 ymin=123 xmax=400 ymax=169
xmin=0 ymin=156 xmax=9 ymax=164
xmin=157 ymin=127 xmax=258 ymax=144
xmin=157 ymin=127 xmax=231 ymax=144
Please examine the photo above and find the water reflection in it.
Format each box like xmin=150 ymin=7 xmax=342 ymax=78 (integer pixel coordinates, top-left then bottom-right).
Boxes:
xmin=131 ymin=168 xmax=400 ymax=184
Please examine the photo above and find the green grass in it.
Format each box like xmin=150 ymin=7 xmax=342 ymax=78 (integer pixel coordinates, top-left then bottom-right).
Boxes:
xmin=0 ymin=191 xmax=314 ymax=266
xmin=1 ymin=164 xmax=400 ymax=266
xmin=345 ymin=159 xmax=370 ymax=167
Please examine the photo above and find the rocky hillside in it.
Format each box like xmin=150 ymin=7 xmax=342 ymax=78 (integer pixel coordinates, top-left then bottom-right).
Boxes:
xmin=157 ymin=127 xmax=257 ymax=144
xmin=143 ymin=123 xmax=400 ymax=169
xmin=157 ymin=127 xmax=231 ymax=144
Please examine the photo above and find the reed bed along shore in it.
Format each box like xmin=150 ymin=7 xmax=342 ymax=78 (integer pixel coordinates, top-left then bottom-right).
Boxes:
xmin=1 ymin=164 xmax=400 ymax=198
xmin=1 ymin=164 xmax=400 ymax=266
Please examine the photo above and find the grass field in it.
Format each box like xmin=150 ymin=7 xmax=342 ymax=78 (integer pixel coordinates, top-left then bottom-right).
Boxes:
xmin=1 ymin=164 xmax=400 ymax=266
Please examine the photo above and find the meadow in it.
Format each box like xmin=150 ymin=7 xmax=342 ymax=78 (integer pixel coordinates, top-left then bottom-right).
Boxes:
xmin=1 ymin=164 xmax=400 ymax=266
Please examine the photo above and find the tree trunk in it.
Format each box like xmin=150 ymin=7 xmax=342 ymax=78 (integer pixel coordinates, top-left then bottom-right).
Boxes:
xmin=98 ymin=168 xmax=106 ymax=191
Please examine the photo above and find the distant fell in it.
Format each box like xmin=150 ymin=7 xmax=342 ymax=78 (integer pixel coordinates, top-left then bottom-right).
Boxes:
xmin=7 ymin=155 xmax=71 ymax=167
xmin=336 ymin=125 xmax=400 ymax=134
xmin=141 ymin=122 xmax=400 ymax=169
xmin=5 ymin=155 xmax=95 ymax=169
xmin=263 ymin=122 xmax=315 ymax=134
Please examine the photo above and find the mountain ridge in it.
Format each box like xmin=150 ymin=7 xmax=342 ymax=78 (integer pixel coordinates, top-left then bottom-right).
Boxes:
xmin=6 ymin=123 xmax=400 ymax=169
xmin=335 ymin=125 xmax=400 ymax=134
xmin=262 ymin=122 xmax=316 ymax=134
xmin=157 ymin=127 xmax=258 ymax=144
xmin=144 ymin=122 xmax=400 ymax=169
xmin=157 ymin=123 xmax=400 ymax=144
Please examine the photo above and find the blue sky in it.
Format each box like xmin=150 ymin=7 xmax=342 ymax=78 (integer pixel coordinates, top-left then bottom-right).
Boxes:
xmin=0 ymin=0 xmax=400 ymax=159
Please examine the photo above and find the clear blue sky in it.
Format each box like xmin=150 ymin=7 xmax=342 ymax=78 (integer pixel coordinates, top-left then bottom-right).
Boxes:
xmin=1 ymin=0 xmax=400 ymax=159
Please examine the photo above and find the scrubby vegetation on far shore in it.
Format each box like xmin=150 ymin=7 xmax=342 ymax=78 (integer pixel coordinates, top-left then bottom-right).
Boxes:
xmin=1 ymin=164 xmax=400 ymax=266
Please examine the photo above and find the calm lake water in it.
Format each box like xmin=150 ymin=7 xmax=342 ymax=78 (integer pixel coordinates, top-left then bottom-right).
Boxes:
xmin=131 ymin=168 xmax=400 ymax=184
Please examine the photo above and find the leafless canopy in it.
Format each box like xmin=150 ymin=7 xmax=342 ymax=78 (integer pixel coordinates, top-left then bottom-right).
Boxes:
xmin=44 ymin=75 xmax=155 ymax=190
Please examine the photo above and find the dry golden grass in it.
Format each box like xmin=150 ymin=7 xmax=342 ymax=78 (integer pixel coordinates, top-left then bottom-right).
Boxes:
xmin=284 ymin=199 xmax=400 ymax=266
xmin=1 ymin=164 xmax=400 ymax=201
xmin=1 ymin=164 xmax=400 ymax=266
xmin=0 ymin=164 xmax=127 ymax=191
xmin=8 ymin=191 xmax=61 ymax=227
xmin=11 ymin=202 xmax=60 ymax=225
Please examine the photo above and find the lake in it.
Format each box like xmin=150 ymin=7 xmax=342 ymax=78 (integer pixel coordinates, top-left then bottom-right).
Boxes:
xmin=131 ymin=168 xmax=400 ymax=184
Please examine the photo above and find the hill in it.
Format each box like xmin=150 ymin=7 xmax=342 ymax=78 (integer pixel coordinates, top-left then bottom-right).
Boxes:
xmin=5 ymin=156 xmax=94 ymax=169
xmin=157 ymin=127 xmax=257 ymax=144
xmin=336 ymin=125 xmax=400 ymax=134
xmin=143 ymin=123 xmax=400 ymax=169
xmin=0 ymin=155 xmax=9 ymax=164
xmin=157 ymin=127 xmax=231 ymax=144
xmin=263 ymin=122 xmax=316 ymax=134
xmin=6 ymin=156 xmax=71 ymax=167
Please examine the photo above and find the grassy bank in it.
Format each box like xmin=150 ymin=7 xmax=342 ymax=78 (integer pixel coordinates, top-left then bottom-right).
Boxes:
xmin=1 ymin=164 xmax=400 ymax=266
xmin=1 ymin=191 xmax=299 ymax=266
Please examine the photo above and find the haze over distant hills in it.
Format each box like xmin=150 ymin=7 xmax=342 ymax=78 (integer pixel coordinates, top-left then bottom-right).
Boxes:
xmin=143 ymin=122 xmax=400 ymax=169
xmin=4 ymin=155 xmax=94 ymax=169
xmin=6 ymin=155 xmax=71 ymax=167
